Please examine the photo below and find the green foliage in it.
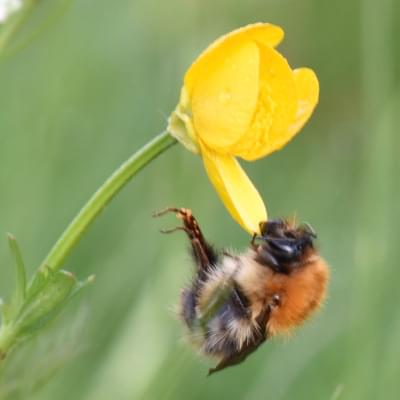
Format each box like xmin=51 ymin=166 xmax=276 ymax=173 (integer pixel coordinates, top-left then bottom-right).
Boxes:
xmin=0 ymin=0 xmax=399 ymax=399
xmin=7 ymin=234 xmax=27 ymax=316
xmin=16 ymin=269 xmax=79 ymax=337
xmin=0 ymin=233 xmax=93 ymax=358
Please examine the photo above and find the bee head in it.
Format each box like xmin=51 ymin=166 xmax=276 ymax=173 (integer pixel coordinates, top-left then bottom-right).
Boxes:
xmin=255 ymin=219 xmax=317 ymax=273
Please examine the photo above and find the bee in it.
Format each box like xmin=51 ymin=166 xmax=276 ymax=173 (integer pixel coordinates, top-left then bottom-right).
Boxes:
xmin=155 ymin=208 xmax=329 ymax=375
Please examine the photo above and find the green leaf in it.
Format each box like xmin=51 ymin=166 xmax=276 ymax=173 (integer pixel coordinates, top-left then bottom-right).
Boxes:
xmin=14 ymin=270 xmax=95 ymax=340
xmin=15 ymin=270 xmax=77 ymax=338
xmin=7 ymin=233 xmax=27 ymax=313
xmin=69 ymin=275 xmax=95 ymax=299
xmin=0 ymin=298 xmax=12 ymax=326
xmin=25 ymin=268 xmax=50 ymax=302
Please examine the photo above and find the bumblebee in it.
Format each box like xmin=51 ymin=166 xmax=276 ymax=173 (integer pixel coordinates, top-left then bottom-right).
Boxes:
xmin=156 ymin=208 xmax=329 ymax=375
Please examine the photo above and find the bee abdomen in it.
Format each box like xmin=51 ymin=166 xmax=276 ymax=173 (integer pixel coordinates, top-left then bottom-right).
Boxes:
xmin=181 ymin=283 xmax=256 ymax=357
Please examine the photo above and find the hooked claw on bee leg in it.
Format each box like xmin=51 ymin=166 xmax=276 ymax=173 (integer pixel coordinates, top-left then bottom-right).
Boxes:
xmin=152 ymin=207 xmax=182 ymax=218
xmin=153 ymin=208 xmax=203 ymax=241
xmin=153 ymin=208 xmax=194 ymax=236
xmin=159 ymin=226 xmax=192 ymax=235
xmin=154 ymin=207 xmax=217 ymax=272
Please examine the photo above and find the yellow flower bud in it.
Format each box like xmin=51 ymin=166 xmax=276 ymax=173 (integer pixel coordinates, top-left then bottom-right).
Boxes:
xmin=168 ymin=23 xmax=319 ymax=234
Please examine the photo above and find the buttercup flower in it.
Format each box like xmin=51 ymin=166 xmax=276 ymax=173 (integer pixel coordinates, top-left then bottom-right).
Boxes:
xmin=168 ymin=23 xmax=319 ymax=234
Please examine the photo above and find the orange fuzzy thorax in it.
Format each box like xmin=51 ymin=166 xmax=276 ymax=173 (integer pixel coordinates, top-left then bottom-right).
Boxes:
xmin=266 ymin=256 xmax=329 ymax=335
xmin=236 ymin=248 xmax=329 ymax=336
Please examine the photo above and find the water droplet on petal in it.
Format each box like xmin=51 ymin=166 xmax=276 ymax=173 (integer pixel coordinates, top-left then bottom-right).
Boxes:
xmin=219 ymin=89 xmax=232 ymax=104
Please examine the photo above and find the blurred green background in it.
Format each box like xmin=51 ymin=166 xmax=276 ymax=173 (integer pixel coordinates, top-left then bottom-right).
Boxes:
xmin=0 ymin=0 xmax=399 ymax=399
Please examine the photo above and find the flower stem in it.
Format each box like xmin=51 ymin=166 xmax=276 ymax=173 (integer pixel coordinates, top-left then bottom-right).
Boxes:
xmin=38 ymin=130 xmax=176 ymax=273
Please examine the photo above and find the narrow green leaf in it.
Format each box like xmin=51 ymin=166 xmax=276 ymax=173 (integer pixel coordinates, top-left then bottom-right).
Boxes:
xmin=26 ymin=267 xmax=51 ymax=301
xmin=69 ymin=274 xmax=95 ymax=298
xmin=15 ymin=270 xmax=77 ymax=337
xmin=7 ymin=233 xmax=27 ymax=311
xmin=0 ymin=298 xmax=10 ymax=325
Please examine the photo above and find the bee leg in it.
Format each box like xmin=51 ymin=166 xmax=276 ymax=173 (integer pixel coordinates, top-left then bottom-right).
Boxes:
xmin=255 ymin=248 xmax=280 ymax=269
xmin=208 ymin=307 xmax=271 ymax=376
xmin=266 ymin=238 xmax=298 ymax=259
xmin=179 ymin=209 xmax=219 ymax=274
xmin=154 ymin=207 xmax=218 ymax=272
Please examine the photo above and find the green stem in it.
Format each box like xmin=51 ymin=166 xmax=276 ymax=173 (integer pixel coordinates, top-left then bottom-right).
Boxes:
xmin=38 ymin=130 xmax=176 ymax=273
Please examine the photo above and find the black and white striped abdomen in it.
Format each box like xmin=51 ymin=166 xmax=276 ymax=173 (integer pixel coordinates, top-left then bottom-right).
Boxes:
xmin=180 ymin=254 xmax=260 ymax=357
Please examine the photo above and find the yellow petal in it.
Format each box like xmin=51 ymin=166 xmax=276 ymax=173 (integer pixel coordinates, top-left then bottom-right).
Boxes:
xmin=185 ymin=23 xmax=284 ymax=95
xmin=190 ymin=40 xmax=260 ymax=150
xmin=183 ymin=23 xmax=285 ymax=151
xmin=200 ymin=144 xmax=267 ymax=234
xmin=288 ymin=68 xmax=319 ymax=135
xmin=229 ymin=44 xmax=298 ymax=161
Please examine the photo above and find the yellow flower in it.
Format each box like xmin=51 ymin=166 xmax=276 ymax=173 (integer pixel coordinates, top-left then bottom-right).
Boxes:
xmin=168 ymin=23 xmax=319 ymax=234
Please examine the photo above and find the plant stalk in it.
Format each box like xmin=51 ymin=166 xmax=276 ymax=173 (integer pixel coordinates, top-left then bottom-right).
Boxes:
xmin=38 ymin=130 xmax=176 ymax=273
